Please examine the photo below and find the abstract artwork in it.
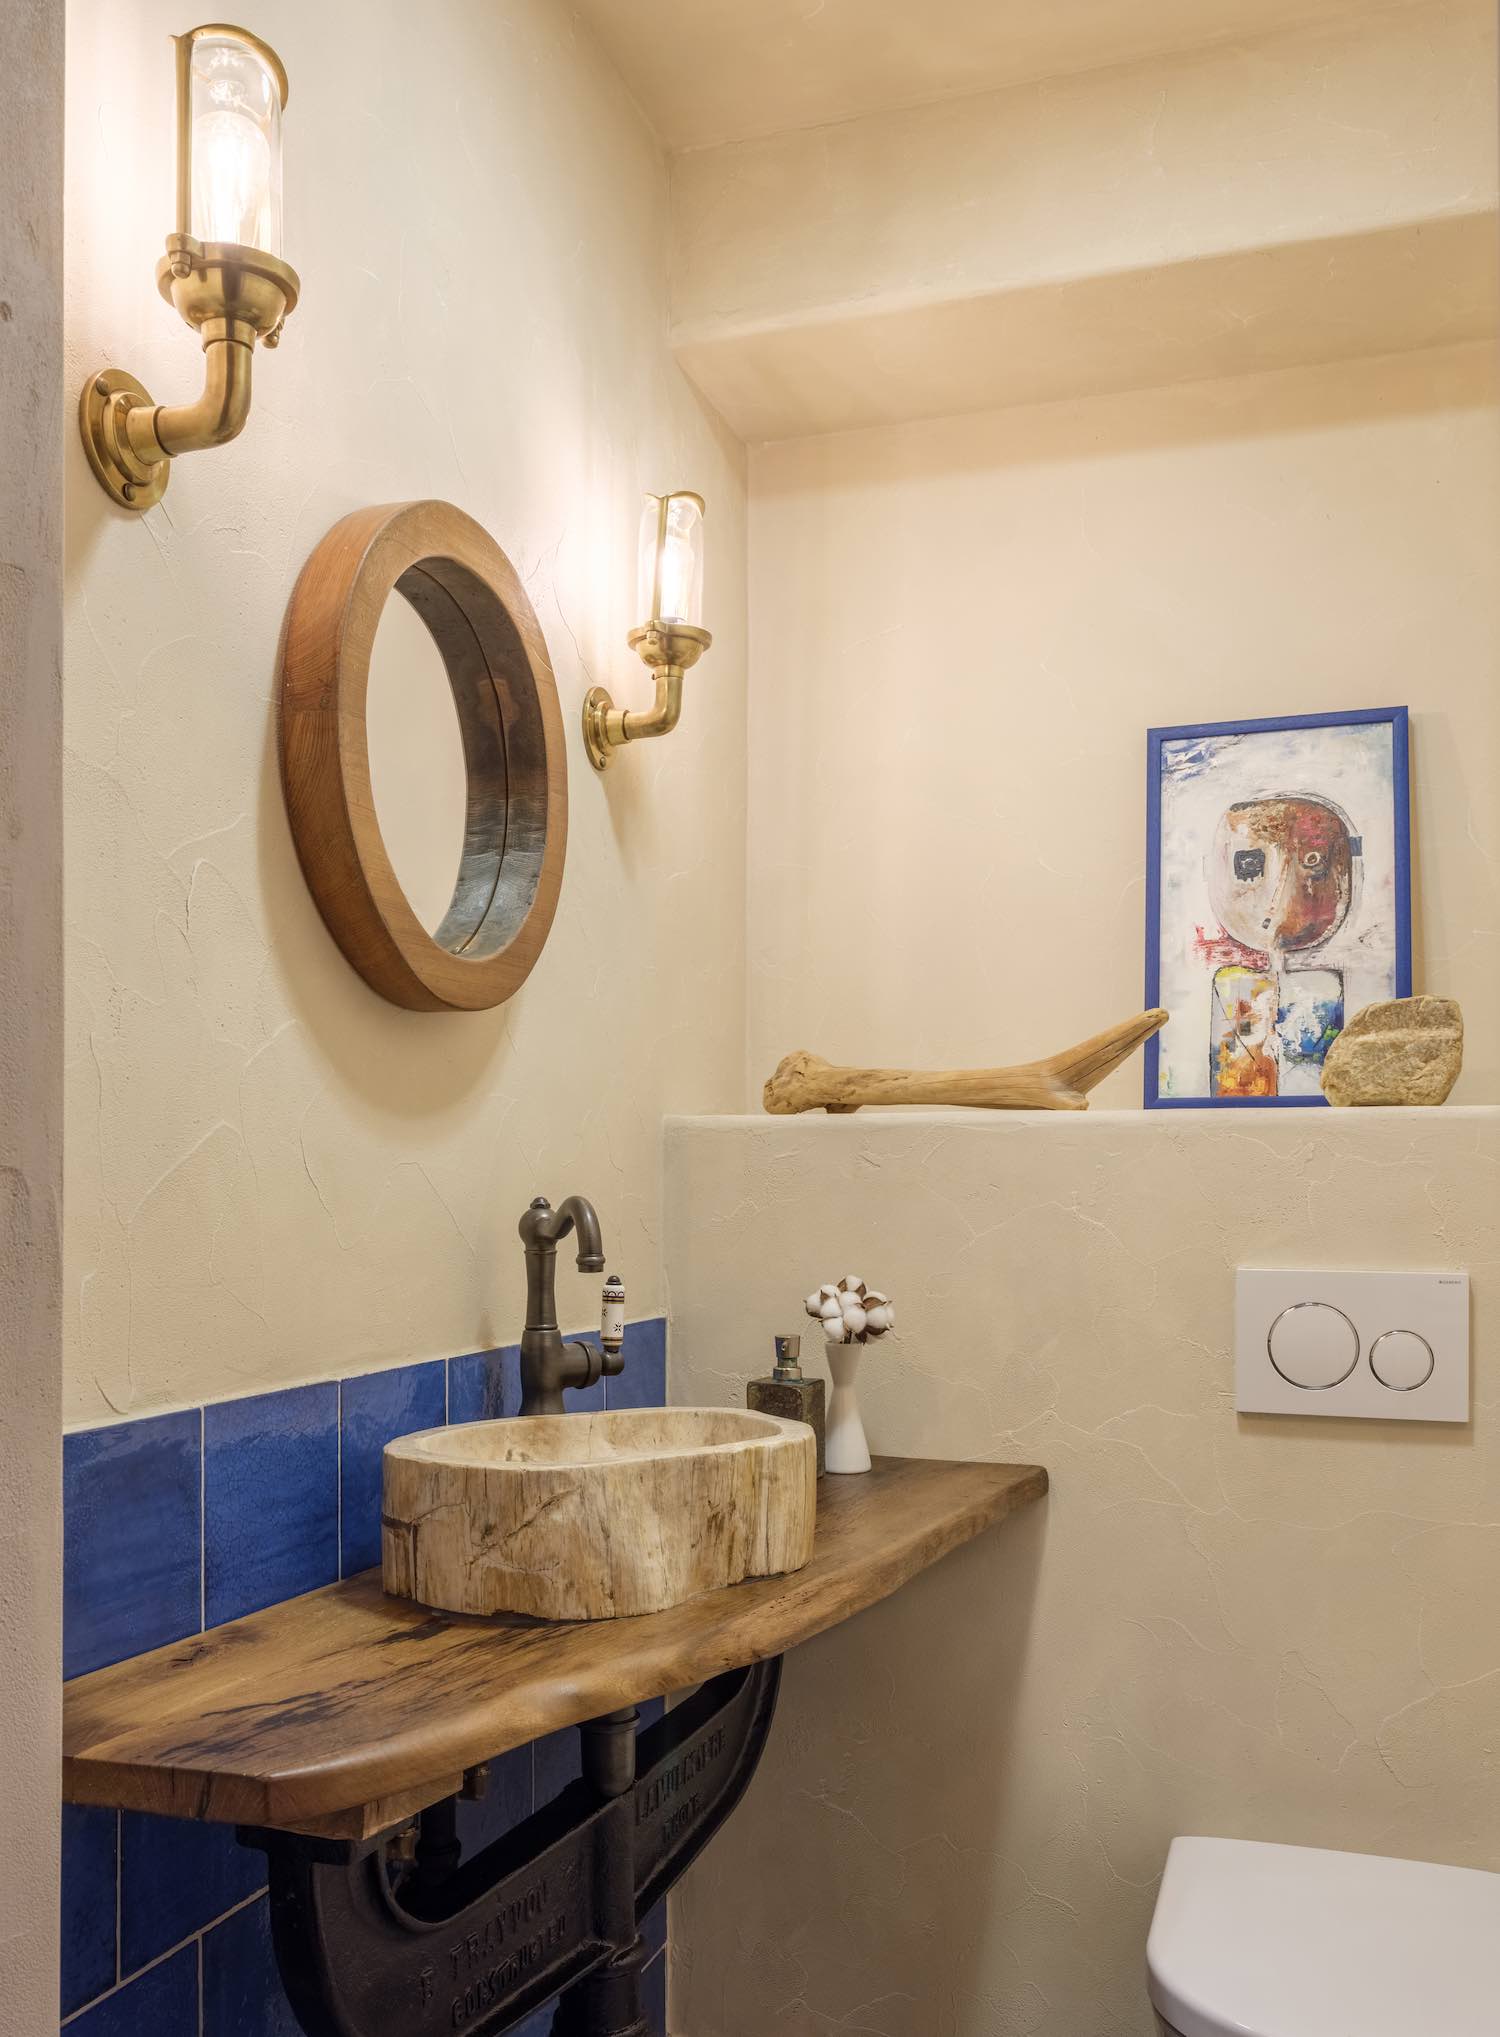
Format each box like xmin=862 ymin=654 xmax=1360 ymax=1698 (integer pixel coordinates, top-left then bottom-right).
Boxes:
xmin=1145 ymin=708 xmax=1411 ymax=1107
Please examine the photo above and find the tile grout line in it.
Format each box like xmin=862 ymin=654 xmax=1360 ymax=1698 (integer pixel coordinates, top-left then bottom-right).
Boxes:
xmin=113 ymin=1809 xmax=121 ymax=1988
xmin=62 ymin=1886 xmax=267 ymax=2028
xmin=336 ymin=1377 xmax=344 ymax=1582
xmin=198 ymin=1405 xmax=206 ymax=1634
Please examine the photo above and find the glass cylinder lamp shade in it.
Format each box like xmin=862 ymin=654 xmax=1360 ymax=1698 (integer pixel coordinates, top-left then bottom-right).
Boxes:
xmin=637 ymin=492 xmax=705 ymax=630
xmin=179 ymin=26 xmax=286 ymax=254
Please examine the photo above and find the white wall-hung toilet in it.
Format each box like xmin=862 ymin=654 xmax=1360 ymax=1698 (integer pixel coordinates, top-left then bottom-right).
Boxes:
xmin=1147 ymin=1836 xmax=1500 ymax=2036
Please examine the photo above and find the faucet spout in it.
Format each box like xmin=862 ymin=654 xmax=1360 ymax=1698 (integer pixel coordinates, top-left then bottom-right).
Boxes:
xmin=556 ymin=1195 xmax=605 ymax=1273
xmin=517 ymin=1194 xmax=615 ymax=1415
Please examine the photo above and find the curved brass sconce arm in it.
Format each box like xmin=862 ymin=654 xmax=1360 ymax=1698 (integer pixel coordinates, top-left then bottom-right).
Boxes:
xmin=79 ymin=24 xmax=298 ymax=513
xmin=583 ymin=622 xmax=712 ymax=770
xmin=80 ymin=241 xmax=299 ymax=512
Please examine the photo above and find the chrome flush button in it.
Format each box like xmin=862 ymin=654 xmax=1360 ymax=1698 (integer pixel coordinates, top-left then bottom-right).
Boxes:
xmin=1267 ymin=1302 xmax=1360 ymax=1389
xmin=1236 ymin=1270 xmax=1469 ymax=1422
xmin=1369 ymin=1328 xmax=1436 ymax=1391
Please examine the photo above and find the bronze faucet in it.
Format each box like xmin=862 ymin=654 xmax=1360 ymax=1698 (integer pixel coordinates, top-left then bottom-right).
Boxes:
xmin=518 ymin=1195 xmax=621 ymax=1415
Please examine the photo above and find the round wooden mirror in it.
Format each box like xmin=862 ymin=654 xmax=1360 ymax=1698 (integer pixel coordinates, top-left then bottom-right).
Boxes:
xmin=279 ymin=500 xmax=567 ymax=1012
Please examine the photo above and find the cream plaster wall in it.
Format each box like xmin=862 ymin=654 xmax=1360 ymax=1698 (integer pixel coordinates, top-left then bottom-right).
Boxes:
xmin=1 ymin=0 xmax=65 ymax=2023
xmin=64 ymin=0 xmax=749 ymax=1425
xmin=669 ymin=0 xmax=1498 ymax=438
xmin=674 ymin=1 xmax=1493 ymax=334
xmin=745 ymin=342 xmax=1500 ymax=1109
xmin=664 ymin=1108 xmax=1500 ymax=2036
xmin=578 ymin=0 xmax=1423 ymax=154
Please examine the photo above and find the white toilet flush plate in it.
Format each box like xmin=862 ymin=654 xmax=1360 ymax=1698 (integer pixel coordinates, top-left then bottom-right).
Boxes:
xmin=1235 ymin=1269 xmax=1469 ymax=1422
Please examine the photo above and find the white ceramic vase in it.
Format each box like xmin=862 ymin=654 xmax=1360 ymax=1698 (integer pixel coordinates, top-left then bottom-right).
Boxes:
xmin=824 ymin=1339 xmax=872 ymax=1474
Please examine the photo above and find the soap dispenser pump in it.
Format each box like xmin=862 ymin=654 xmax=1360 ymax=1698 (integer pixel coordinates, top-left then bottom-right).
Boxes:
xmin=747 ymin=1334 xmax=826 ymax=1476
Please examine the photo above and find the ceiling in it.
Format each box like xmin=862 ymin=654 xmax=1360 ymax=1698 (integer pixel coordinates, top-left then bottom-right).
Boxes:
xmin=573 ymin=0 xmax=1420 ymax=152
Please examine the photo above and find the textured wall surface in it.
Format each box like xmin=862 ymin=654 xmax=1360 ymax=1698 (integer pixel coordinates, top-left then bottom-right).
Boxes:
xmin=673 ymin=2 xmax=1494 ymax=328
xmin=0 ymin=0 xmax=65 ymax=2029
xmin=668 ymin=1 xmax=1497 ymax=436
xmin=664 ymin=1108 xmax=1500 ymax=2036
xmin=577 ymin=0 xmax=1420 ymax=152
xmin=63 ymin=0 xmax=749 ymax=1427
xmin=744 ymin=343 xmax=1500 ymax=1108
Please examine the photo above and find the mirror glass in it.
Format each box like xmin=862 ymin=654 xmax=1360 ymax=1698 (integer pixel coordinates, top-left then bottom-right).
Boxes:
xmin=365 ymin=592 xmax=468 ymax=936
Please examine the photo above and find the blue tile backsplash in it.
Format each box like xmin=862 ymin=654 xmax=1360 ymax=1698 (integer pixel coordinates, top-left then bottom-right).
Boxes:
xmin=202 ymin=1897 xmax=303 ymax=2037
xmin=121 ymin=1814 xmax=266 ymax=1979
xmin=60 ymin=1806 xmax=116 ymax=2018
xmin=64 ymin=1410 xmax=201 ymax=1679
xmin=446 ymin=1343 xmax=518 ymax=1426
xmin=67 ymin=1945 xmax=199 ymax=2037
xmin=62 ymin=1319 xmax=670 ymax=2036
xmin=204 ymin=1384 xmax=340 ymax=1624
xmin=338 ymin=1360 xmax=446 ymax=1575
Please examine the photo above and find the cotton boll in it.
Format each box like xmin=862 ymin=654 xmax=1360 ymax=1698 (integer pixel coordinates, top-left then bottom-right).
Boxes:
xmin=819 ymin=1284 xmax=840 ymax=1301
xmin=841 ymin=1275 xmax=864 ymax=1296
xmin=865 ymin=1304 xmax=893 ymax=1333
xmin=864 ymin=1290 xmax=888 ymax=1307
xmin=824 ymin=1318 xmax=847 ymax=1345
xmin=841 ymin=1303 xmax=867 ymax=1338
xmin=804 ymin=1291 xmax=825 ymax=1319
xmin=819 ymin=1296 xmax=843 ymax=1321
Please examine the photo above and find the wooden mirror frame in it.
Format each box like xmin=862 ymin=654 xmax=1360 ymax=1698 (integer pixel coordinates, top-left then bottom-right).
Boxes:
xmin=279 ymin=500 xmax=567 ymax=1012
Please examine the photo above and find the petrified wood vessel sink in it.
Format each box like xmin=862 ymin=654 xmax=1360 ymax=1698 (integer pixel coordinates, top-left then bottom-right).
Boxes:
xmin=382 ymin=1406 xmax=818 ymax=1621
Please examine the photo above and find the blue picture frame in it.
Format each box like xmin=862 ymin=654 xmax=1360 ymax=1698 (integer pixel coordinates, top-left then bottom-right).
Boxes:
xmin=1144 ymin=706 xmax=1411 ymax=1108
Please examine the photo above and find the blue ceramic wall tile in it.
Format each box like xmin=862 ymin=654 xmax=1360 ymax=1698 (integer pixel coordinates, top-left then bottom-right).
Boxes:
xmin=66 ymin=1943 xmax=198 ymax=2037
xmin=61 ymin=1805 xmax=117 ymax=2017
xmin=447 ymin=1344 xmax=520 ymax=1426
xmin=202 ymin=1894 xmax=302 ymax=2037
xmin=339 ymin=1361 xmax=447 ymax=1575
xmin=204 ymin=1384 xmax=339 ymax=1625
xmin=533 ymin=1722 xmax=581 ymax=1804
xmin=120 ymin=1812 xmax=266 ymax=1977
xmin=641 ymin=1897 xmax=668 ymax=1964
xmin=64 ymin=1411 xmax=201 ymax=1679
xmin=454 ymin=1742 xmax=534 ymax=1862
xmin=605 ymin=1318 xmax=667 ymax=1411
xmin=642 ymin=1946 xmax=668 ymax=2036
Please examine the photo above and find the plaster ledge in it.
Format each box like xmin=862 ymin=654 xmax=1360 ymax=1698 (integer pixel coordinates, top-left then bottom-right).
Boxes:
xmin=672 ymin=213 xmax=1499 ymax=441
xmin=670 ymin=1105 xmax=1500 ymax=1130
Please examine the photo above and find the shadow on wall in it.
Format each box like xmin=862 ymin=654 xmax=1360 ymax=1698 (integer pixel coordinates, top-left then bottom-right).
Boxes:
xmin=672 ymin=1503 xmax=1047 ymax=2034
xmin=755 ymin=319 xmax=1497 ymax=496
xmin=253 ymin=628 xmax=515 ymax=1120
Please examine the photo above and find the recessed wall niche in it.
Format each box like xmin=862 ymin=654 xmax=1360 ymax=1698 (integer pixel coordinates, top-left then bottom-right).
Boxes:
xmin=278 ymin=500 xmax=568 ymax=1012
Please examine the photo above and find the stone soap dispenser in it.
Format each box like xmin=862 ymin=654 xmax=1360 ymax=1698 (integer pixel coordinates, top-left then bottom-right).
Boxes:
xmin=748 ymin=1334 xmax=826 ymax=1477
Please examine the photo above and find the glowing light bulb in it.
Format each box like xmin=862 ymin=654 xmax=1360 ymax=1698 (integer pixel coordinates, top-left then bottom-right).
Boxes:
xmin=637 ymin=493 xmax=705 ymax=629
xmin=187 ymin=33 xmax=282 ymax=253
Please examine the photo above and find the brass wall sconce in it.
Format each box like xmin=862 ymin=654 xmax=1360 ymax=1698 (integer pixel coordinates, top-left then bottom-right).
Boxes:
xmin=79 ymin=22 xmax=299 ymax=512
xmin=583 ymin=492 xmax=713 ymax=769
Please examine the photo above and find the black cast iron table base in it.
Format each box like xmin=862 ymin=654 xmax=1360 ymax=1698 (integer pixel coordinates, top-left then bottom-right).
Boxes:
xmin=240 ymin=1656 xmax=783 ymax=2037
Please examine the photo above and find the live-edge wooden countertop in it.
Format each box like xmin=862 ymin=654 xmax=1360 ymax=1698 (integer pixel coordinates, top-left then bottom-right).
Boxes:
xmin=63 ymin=1455 xmax=1047 ymax=1841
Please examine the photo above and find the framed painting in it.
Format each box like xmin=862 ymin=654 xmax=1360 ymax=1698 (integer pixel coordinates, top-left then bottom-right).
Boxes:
xmin=1144 ymin=707 xmax=1411 ymax=1108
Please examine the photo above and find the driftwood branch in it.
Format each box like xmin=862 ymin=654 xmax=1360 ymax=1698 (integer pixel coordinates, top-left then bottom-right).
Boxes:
xmin=763 ymin=1009 xmax=1169 ymax=1115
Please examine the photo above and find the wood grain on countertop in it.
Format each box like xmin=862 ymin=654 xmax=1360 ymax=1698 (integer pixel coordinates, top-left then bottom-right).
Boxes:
xmin=63 ymin=1456 xmax=1047 ymax=1839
